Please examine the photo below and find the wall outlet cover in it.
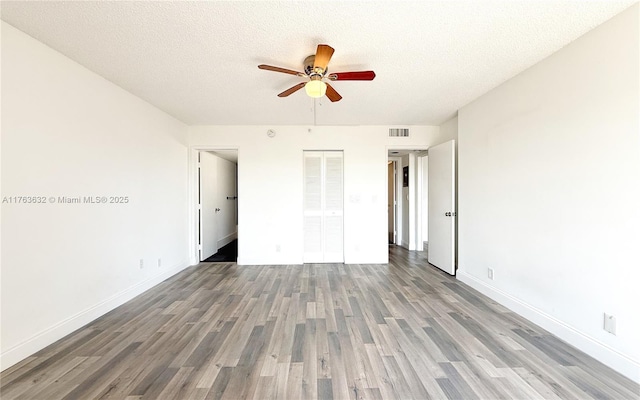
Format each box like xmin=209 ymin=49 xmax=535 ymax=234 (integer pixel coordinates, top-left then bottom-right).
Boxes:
xmin=604 ymin=313 xmax=616 ymax=335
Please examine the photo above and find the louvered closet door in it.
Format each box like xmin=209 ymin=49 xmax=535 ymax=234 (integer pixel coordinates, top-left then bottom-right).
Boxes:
xmin=304 ymin=151 xmax=343 ymax=263
xmin=304 ymin=152 xmax=323 ymax=262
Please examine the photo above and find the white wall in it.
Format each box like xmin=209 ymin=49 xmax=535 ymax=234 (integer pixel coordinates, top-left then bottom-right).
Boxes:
xmin=457 ymin=5 xmax=639 ymax=382
xmin=439 ymin=117 xmax=458 ymax=143
xmin=1 ymin=22 xmax=190 ymax=370
xmin=189 ymin=126 xmax=456 ymax=265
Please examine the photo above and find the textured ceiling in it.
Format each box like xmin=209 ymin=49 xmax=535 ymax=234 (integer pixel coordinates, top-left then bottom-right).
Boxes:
xmin=1 ymin=1 xmax=636 ymax=126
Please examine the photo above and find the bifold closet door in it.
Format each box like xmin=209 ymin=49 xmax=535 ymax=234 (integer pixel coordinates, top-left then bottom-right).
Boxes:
xmin=303 ymin=151 xmax=343 ymax=263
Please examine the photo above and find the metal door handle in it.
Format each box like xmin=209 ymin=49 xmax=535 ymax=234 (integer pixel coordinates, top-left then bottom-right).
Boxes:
xmin=215 ymin=208 xmax=221 ymax=212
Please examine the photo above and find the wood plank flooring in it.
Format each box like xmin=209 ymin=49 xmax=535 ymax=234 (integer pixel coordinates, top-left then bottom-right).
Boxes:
xmin=2 ymin=246 xmax=638 ymax=399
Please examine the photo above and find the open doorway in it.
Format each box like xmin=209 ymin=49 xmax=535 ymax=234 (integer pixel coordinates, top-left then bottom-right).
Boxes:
xmin=198 ymin=150 xmax=238 ymax=263
xmin=387 ymin=160 xmax=397 ymax=244
xmin=387 ymin=143 xmax=456 ymax=274
xmin=387 ymin=148 xmax=427 ymax=251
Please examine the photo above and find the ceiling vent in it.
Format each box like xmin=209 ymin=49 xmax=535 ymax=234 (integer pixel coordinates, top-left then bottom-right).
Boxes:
xmin=389 ymin=128 xmax=410 ymax=137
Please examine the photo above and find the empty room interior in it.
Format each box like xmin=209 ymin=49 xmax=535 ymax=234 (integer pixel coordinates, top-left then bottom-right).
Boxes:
xmin=1 ymin=1 xmax=639 ymax=399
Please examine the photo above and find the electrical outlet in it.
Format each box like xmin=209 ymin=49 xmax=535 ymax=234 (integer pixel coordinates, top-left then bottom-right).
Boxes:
xmin=487 ymin=268 xmax=494 ymax=280
xmin=604 ymin=313 xmax=616 ymax=335
xmin=158 ymin=258 xmax=162 ymax=267
xmin=139 ymin=259 xmax=144 ymax=269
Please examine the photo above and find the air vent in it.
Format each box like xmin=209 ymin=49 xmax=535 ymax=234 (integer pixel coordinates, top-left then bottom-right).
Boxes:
xmin=389 ymin=128 xmax=410 ymax=137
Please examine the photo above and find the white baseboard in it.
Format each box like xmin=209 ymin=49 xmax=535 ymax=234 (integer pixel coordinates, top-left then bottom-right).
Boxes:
xmin=0 ymin=259 xmax=190 ymax=371
xmin=217 ymin=231 xmax=237 ymax=250
xmin=457 ymin=270 xmax=640 ymax=384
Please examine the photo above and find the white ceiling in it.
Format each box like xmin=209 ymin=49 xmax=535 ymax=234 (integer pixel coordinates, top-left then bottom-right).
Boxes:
xmin=1 ymin=1 xmax=635 ymax=126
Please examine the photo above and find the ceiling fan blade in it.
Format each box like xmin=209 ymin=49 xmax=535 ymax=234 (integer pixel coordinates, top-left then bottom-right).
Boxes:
xmin=328 ymin=71 xmax=376 ymax=81
xmin=313 ymin=44 xmax=335 ymax=71
xmin=325 ymin=83 xmax=342 ymax=102
xmin=277 ymin=82 xmax=306 ymax=97
xmin=258 ymin=64 xmax=304 ymax=76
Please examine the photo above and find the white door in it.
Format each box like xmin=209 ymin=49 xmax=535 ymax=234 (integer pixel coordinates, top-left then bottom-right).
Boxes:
xmin=304 ymin=151 xmax=343 ymax=263
xmin=199 ymin=151 xmax=218 ymax=260
xmin=428 ymin=140 xmax=456 ymax=275
xmin=215 ymin=156 xmax=238 ymax=249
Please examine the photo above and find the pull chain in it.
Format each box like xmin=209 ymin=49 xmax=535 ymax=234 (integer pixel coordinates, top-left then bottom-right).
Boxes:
xmin=313 ymin=98 xmax=317 ymax=126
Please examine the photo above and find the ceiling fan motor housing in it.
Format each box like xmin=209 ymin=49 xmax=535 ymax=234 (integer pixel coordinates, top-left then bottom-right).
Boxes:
xmin=303 ymin=55 xmax=326 ymax=76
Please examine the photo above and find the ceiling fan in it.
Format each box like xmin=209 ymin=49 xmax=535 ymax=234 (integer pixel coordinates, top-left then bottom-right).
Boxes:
xmin=258 ymin=44 xmax=376 ymax=102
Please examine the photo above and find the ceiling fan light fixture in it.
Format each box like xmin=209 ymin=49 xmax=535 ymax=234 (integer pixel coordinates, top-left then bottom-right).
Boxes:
xmin=305 ymin=80 xmax=327 ymax=98
xmin=259 ymin=44 xmax=375 ymax=102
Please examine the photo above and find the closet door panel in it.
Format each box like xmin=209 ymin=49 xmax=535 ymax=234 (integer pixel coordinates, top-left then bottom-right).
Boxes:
xmin=303 ymin=151 xmax=343 ymax=263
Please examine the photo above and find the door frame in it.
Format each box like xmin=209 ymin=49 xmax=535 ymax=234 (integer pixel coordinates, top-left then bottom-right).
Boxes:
xmin=388 ymin=157 xmax=402 ymax=245
xmin=387 ymin=160 xmax=397 ymax=244
xmin=416 ymin=151 xmax=429 ymax=251
xmin=386 ymin=146 xmax=428 ymax=251
xmin=188 ymin=146 xmax=239 ymax=266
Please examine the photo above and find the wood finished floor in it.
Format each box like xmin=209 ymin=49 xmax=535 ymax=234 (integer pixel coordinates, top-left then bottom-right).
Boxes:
xmin=1 ymin=246 xmax=638 ymax=399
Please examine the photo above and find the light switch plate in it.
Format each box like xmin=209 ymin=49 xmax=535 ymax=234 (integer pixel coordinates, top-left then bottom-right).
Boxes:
xmin=604 ymin=313 xmax=616 ymax=335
